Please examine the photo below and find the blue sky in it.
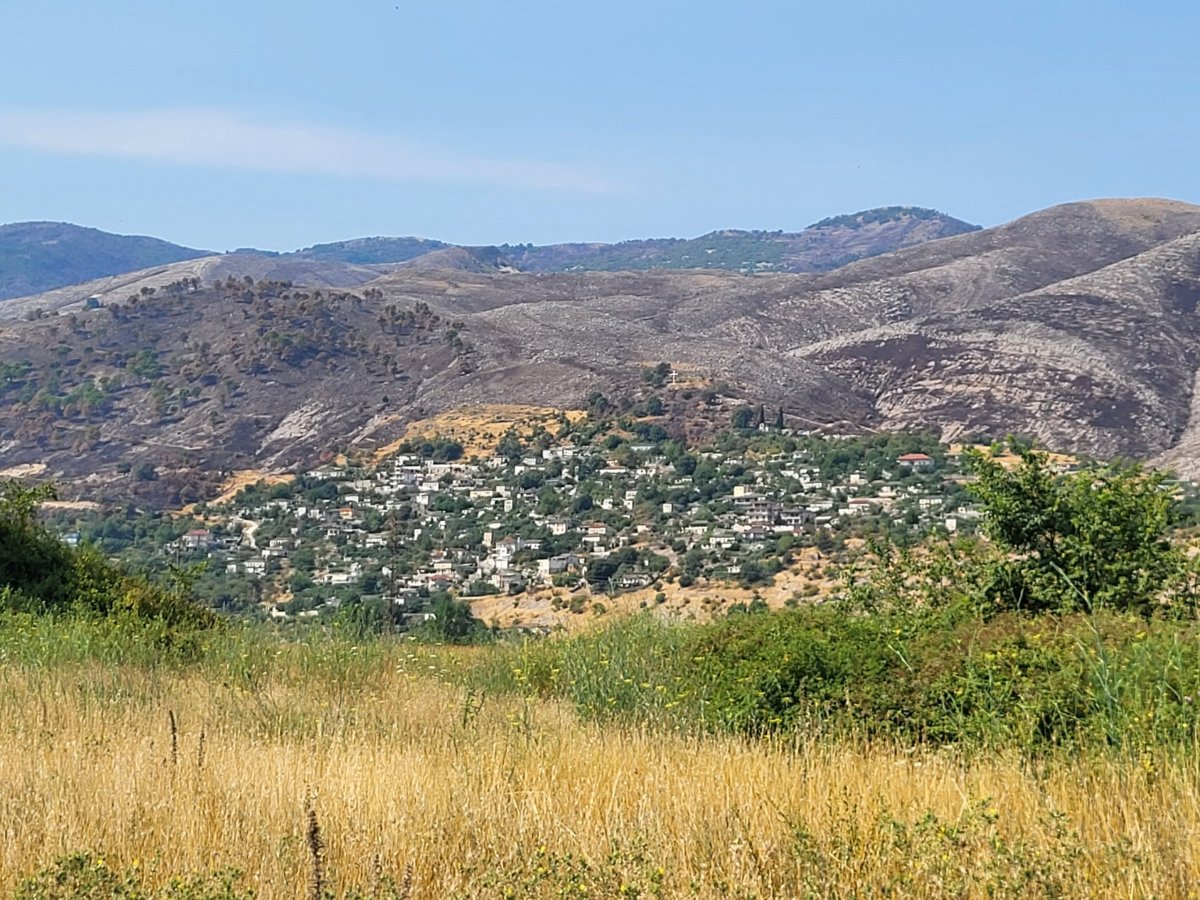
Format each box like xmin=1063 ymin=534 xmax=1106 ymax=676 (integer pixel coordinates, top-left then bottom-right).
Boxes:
xmin=1 ymin=1 xmax=1197 ymax=251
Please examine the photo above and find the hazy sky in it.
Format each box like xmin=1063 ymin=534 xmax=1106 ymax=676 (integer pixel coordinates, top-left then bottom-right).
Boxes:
xmin=2 ymin=1 xmax=1197 ymax=251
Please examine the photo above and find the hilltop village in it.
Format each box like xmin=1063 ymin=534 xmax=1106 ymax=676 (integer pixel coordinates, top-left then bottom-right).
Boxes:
xmin=64 ymin=411 xmax=1085 ymax=629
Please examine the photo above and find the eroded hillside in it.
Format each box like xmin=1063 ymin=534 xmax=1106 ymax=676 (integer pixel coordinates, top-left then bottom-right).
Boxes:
xmin=3 ymin=198 xmax=1200 ymax=500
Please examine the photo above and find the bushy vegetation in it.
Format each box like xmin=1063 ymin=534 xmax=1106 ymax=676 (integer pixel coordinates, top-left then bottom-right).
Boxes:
xmin=0 ymin=480 xmax=215 ymax=635
xmin=472 ymin=446 xmax=1200 ymax=751
xmin=13 ymin=854 xmax=256 ymax=900
xmin=476 ymin=606 xmax=1200 ymax=750
xmin=967 ymin=446 xmax=1190 ymax=615
xmin=810 ymin=205 xmax=961 ymax=229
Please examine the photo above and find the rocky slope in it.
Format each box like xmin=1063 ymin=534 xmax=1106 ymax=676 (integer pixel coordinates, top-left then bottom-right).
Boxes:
xmin=3 ymin=197 xmax=1200 ymax=500
xmin=784 ymin=200 xmax=1200 ymax=461
xmin=0 ymin=253 xmax=386 ymax=321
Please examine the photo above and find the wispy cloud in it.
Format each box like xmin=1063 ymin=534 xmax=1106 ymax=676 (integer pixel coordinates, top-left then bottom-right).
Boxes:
xmin=0 ymin=107 xmax=608 ymax=193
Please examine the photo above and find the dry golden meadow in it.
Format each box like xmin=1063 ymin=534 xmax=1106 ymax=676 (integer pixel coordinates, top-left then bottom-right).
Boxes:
xmin=1 ymin=637 xmax=1198 ymax=898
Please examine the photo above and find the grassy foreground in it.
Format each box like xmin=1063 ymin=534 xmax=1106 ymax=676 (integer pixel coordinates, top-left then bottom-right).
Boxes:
xmin=1 ymin=623 xmax=1199 ymax=898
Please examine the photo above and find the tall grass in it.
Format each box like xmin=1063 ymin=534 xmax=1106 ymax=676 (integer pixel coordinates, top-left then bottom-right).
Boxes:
xmin=2 ymin=621 xmax=1200 ymax=896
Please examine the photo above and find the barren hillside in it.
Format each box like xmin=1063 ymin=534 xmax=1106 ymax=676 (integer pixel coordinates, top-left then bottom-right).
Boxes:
xmin=3 ymin=198 xmax=1200 ymax=500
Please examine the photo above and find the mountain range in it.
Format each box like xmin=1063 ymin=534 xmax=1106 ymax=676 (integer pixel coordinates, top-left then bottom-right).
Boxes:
xmin=0 ymin=221 xmax=210 ymax=301
xmin=1 ymin=198 xmax=1199 ymax=503
xmin=0 ymin=206 xmax=978 ymax=302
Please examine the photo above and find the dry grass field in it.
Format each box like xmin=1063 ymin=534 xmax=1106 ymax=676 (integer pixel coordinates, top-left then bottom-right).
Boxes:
xmin=2 ymin=638 xmax=1198 ymax=898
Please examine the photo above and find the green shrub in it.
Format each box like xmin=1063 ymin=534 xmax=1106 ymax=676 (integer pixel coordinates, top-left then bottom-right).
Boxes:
xmin=0 ymin=480 xmax=215 ymax=633
xmin=967 ymin=445 xmax=1188 ymax=616
xmin=13 ymin=852 xmax=252 ymax=900
xmin=13 ymin=850 xmax=414 ymax=899
xmin=477 ymin=606 xmax=1200 ymax=751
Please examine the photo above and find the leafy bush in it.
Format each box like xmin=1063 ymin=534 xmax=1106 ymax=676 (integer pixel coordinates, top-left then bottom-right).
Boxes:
xmin=0 ymin=481 xmax=215 ymax=632
xmin=477 ymin=606 xmax=1200 ymax=751
xmin=13 ymin=851 xmax=414 ymax=899
xmin=413 ymin=592 xmax=490 ymax=644
xmin=14 ymin=853 xmax=253 ymax=900
xmin=967 ymin=446 xmax=1190 ymax=616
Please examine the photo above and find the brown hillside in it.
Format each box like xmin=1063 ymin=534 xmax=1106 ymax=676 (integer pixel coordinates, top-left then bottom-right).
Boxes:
xmin=3 ymin=198 xmax=1200 ymax=500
